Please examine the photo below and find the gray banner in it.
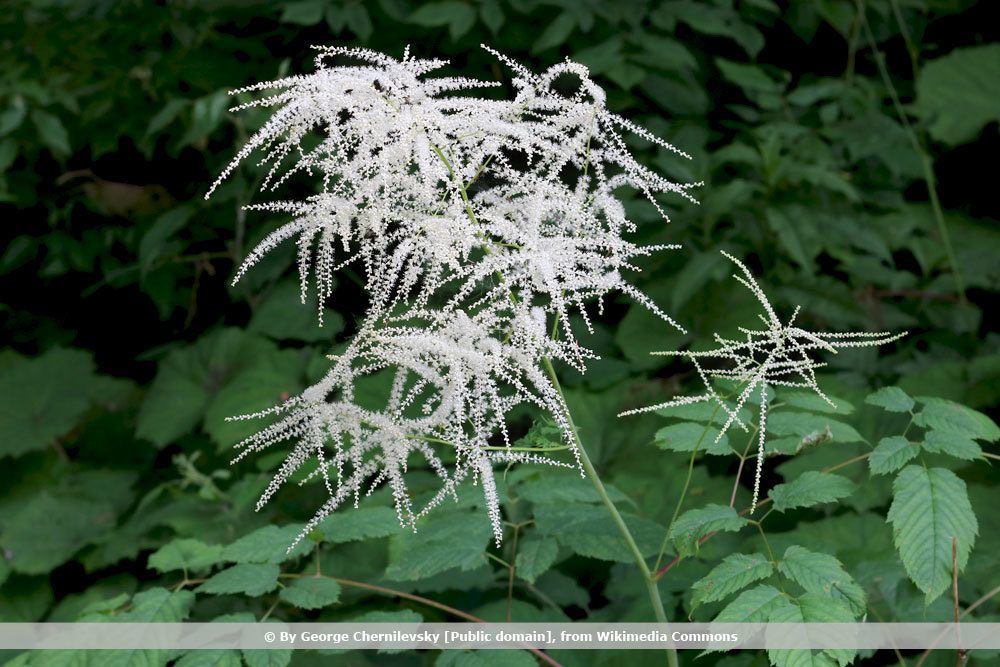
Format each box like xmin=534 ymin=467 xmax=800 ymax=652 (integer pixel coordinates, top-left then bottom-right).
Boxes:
xmin=0 ymin=623 xmax=998 ymax=651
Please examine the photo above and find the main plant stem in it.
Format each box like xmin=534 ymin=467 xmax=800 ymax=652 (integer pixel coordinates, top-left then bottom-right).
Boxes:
xmin=542 ymin=357 xmax=679 ymax=667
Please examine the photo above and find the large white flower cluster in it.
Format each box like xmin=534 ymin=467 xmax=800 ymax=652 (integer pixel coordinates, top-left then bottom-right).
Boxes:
xmin=208 ymin=45 xmax=696 ymax=544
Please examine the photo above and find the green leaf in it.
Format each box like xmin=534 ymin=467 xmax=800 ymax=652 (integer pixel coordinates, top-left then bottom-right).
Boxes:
xmin=916 ymin=44 xmax=1000 ymax=145
xmin=249 ymin=281 xmax=344 ymax=342
xmin=691 ymin=552 xmax=773 ymax=608
xmin=148 ymin=539 xmax=223 ymax=574
xmin=534 ymin=504 xmax=664 ymax=562
xmin=654 ymin=421 xmax=733 ymax=456
xmin=888 ymin=466 xmax=979 ymax=602
xmin=777 ymin=546 xmax=866 ymax=616
xmin=385 ymin=510 xmax=491 ymax=580
xmin=515 ymin=470 xmax=631 ymax=505
xmin=916 ymin=397 xmax=999 ymax=442
xmin=514 ymin=537 xmax=559 ymax=584
xmin=175 ymin=650 xmax=242 ymax=667
xmin=922 ymin=430 xmax=982 ymax=460
xmin=766 ymin=411 xmax=863 ymax=443
xmin=242 ymin=647 xmax=292 ymax=667
xmin=30 ymin=109 xmax=70 ymax=154
xmin=779 ymin=391 xmax=853 ymax=415
xmin=278 ymin=577 xmax=341 ymax=609
xmin=139 ymin=207 xmax=193 ymax=275
xmin=0 ymin=348 xmax=97 ymax=457
xmin=769 ymin=472 xmax=856 ymax=512
xmin=865 ymin=386 xmax=914 ymax=413
xmin=669 ymin=504 xmax=748 ymax=557
xmin=279 ymin=0 xmax=324 ymax=25
xmin=713 ymin=584 xmax=785 ymax=622
xmin=532 ymin=12 xmax=575 ymax=53
xmin=436 ymin=650 xmax=538 ymax=667
xmin=409 ymin=2 xmax=475 ymax=40
xmin=198 ymin=564 xmax=280 ymax=596
xmin=766 ymin=592 xmax=856 ymax=667
xmin=222 ymin=525 xmax=312 ymax=564
xmin=869 ymin=436 xmax=918 ymax=475
xmin=315 ymin=506 xmax=402 ymax=543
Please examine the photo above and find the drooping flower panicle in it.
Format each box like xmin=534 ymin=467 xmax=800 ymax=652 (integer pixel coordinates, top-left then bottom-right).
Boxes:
xmin=208 ymin=45 xmax=698 ymax=546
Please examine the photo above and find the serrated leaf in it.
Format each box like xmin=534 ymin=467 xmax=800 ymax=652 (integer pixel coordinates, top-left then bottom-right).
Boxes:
xmin=198 ymin=564 xmax=280 ymax=596
xmin=655 ymin=421 xmax=734 ymax=455
xmin=766 ymin=592 xmax=856 ymax=667
xmin=148 ymin=539 xmax=223 ymax=574
xmin=222 ymin=525 xmax=312 ymax=564
xmin=385 ymin=510 xmax=491 ymax=580
xmin=175 ymin=650 xmax=242 ymax=667
xmin=922 ymin=430 xmax=982 ymax=460
xmin=515 ymin=470 xmax=630 ymax=504
xmin=278 ymin=577 xmax=341 ymax=609
xmin=248 ymin=281 xmax=343 ymax=342
xmin=916 ymin=44 xmax=1000 ymax=145
xmin=669 ymin=504 xmax=748 ymax=557
xmin=916 ymin=397 xmax=999 ymax=442
xmin=436 ymin=650 xmax=538 ymax=667
xmin=515 ymin=537 xmax=559 ymax=584
xmin=534 ymin=504 xmax=664 ymax=562
xmin=316 ymin=506 xmax=401 ymax=543
xmin=713 ymin=584 xmax=785 ymax=622
xmin=869 ymin=436 xmax=918 ymax=475
xmin=0 ymin=348 xmax=97 ymax=457
xmin=242 ymin=647 xmax=292 ymax=667
xmin=779 ymin=391 xmax=853 ymax=415
xmin=865 ymin=386 xmax=914 ymax=413
xmin=31 ymin=109 xmax=70 ymax=154
xmin=691 ymin=552 xmax=773 ymax=608
xmin=767 ymin=412 xmax=863 ymax=443
xmin=888 ymin=465 xmax=979 ymax=602
xmin=777 ymin=546 xmax=866 ymax=616
xmin=769 ymin=472 xmax=856 ymax=512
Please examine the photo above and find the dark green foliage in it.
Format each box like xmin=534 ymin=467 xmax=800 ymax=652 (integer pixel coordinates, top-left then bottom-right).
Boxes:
xmin=1 ymin=1 xmax=998 ymax=666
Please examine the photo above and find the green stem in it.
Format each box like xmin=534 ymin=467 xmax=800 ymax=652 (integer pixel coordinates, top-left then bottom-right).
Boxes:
xmin=542 ymin=357 xmax=678 ymax=667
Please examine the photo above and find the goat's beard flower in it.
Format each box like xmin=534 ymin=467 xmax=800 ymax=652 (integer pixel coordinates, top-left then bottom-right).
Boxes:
xmin=621 ymin=251 xmax=906 ymax=512
xmin=208 ymin=45 xmax=698 ymax=546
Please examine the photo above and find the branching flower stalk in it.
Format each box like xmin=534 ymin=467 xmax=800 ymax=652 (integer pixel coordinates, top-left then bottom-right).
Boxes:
xmin=622 ymin=251 xmax=906 ymax=511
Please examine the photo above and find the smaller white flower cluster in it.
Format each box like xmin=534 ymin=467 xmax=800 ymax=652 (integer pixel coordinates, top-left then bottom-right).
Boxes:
xmin=209 ymin=45 xmax=697 ymax=545
xmin=621 ymin=251 xmax=906 ymax=512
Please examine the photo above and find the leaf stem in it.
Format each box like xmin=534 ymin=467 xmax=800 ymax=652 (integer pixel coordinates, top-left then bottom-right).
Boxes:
xmin=541 ymin=356 xmax=678 ymax=667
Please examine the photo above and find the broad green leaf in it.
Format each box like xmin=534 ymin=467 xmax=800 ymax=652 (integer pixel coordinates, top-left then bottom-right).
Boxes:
xmin=532 ymin=13 xmax=575 ymax=54
xmin=175 ymin=650 xmax=242 ymax=667
xmin=766 ymin=592 xmax=856 ymax=667
xmin=869 ymin=436 xmax=918 ymax=475
xmin=30 ymin=109 xmax=70 ymax=154
xmin=198 ymin=564 xmax=280 ymax=596
xmin=691 ymin=552 xmax=773 ymax=608
xmin=916 ymin=44 xmax=1000 ymax=145
xmin=316 ymin=506 xmax=402 ymax=543
xmin=147 ymin=539 xmax=223 ymax=574
xmin=669 ymin=504 xmax=747 ymax=557
xmin=409 ymin=2 xmax=476 ymax=40
xmin=0 ymin=348 xmax=96 ymax=457
xmin=534 ymin=504 xmax=664 ymax=562
xmin=655 ymin=421 xmax=733 ymax=456
xmin=436 ymin=650 xmax=537 ymax=667
xmin=769 ymin=472 xmax=856 ymax=512
xmin=248 ymin=280 xmax=343 ymax=342
xmin=865 ymin=386 xmax=914 ymax=413
xmin=916 ymin=397 xmax=999 ymax=442
xmin=278 ymin=577 xmax=341 ymax=609
xmin=514 ymin=537 xmax=559 ymax=584
xmin=222 ymin=525 xmax=312 ymax=564
xmin=242 ymin=647 xmax=292 ymax=667
xmin=766 ymin=412 xmax=863 ymax=443
xmin=328 ymin=610 xmax=424 ymax=655
xmin=779 ymin=391 xmax=853 ymax=415
xmin=777 ymin=546 xmax=866 ymax=616
xmin=515 ymin=470 xmax=631 ymax=504
xmin=385 ymin=510 xmax=491 ymax=580
xmin=888 ymin=466 xmax=978 ymax=602
xmin=713 ymin=584 xmax=785 ymax=622
xmin=120 ymin=588 xmax=195 ymax=621
xmin=279 ymin=0 xmax=324 ymax=25
xmin=922 ymin=430 xmax=982 ymax=460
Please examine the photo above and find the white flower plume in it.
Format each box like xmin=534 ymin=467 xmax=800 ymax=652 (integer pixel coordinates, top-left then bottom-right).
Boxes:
xmin=620 ymin=250 xmax=905 ymax=512
xmin=208 ymin=45 xmax=698 ymax=545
